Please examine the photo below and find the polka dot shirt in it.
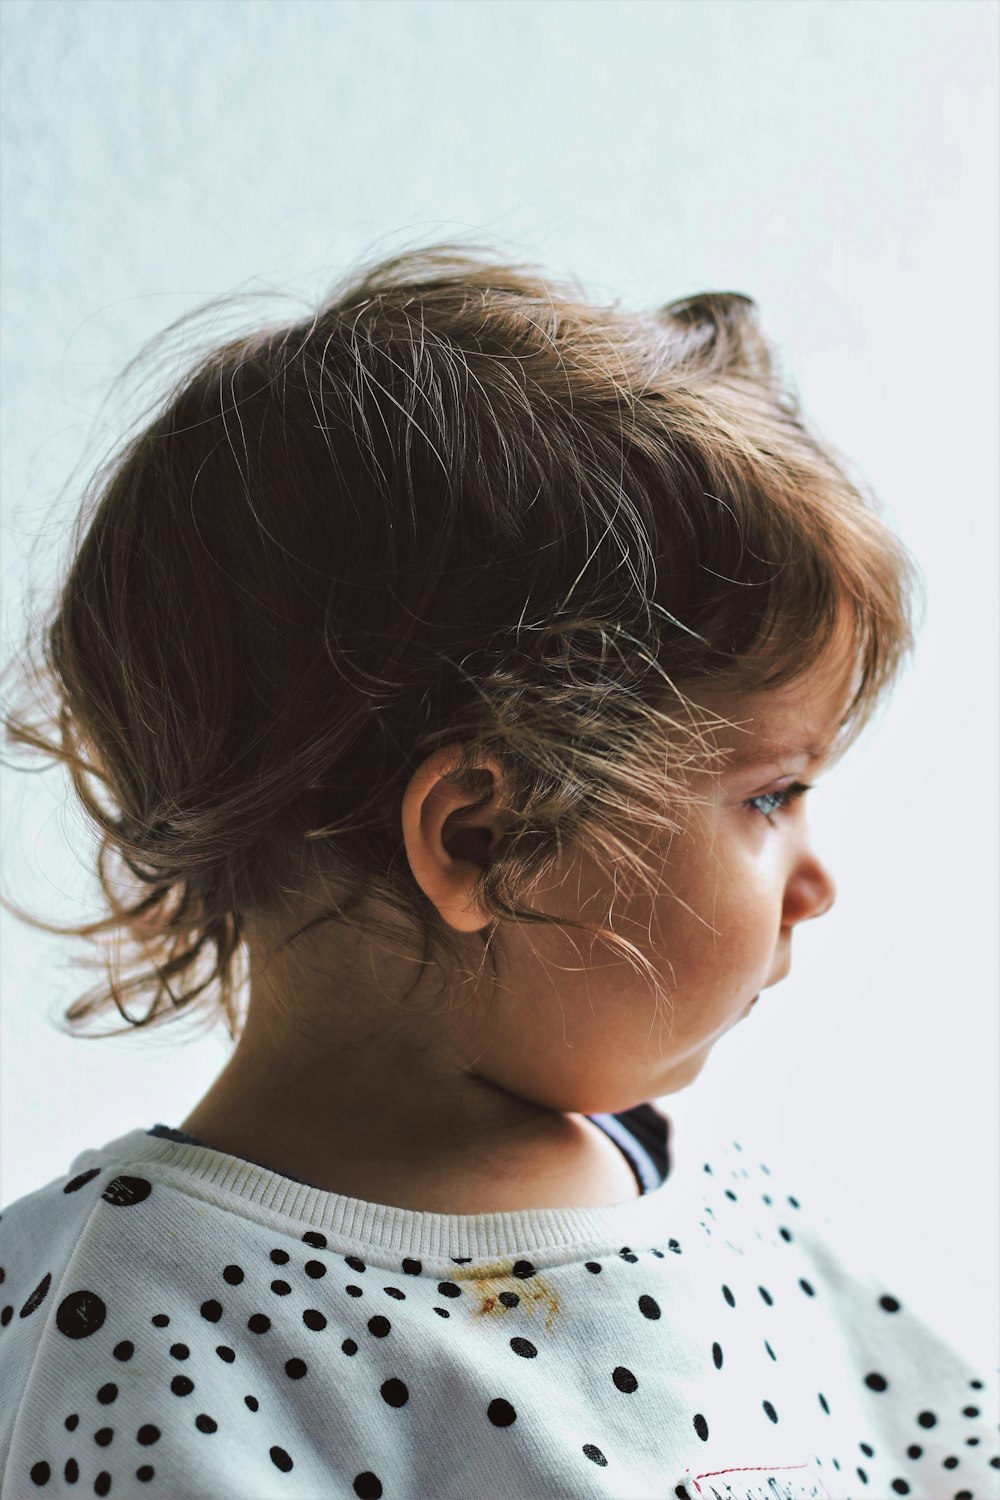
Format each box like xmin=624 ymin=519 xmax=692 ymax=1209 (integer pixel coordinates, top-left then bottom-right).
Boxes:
xmin=0 ymin=1110 xmax=996 ymax=1499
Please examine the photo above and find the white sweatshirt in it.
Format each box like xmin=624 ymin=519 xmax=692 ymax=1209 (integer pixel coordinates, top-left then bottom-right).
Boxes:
xmin=0 ymin=1108 xmax=996 ymax=1500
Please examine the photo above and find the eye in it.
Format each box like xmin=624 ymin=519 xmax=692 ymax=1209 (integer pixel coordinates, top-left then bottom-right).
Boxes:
xmin=746 ymin=781 xmax=813 ymax=823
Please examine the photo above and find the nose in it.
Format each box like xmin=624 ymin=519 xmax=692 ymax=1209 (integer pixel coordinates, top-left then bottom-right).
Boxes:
xmin=782 ymin=851 xmax=837 ymax=928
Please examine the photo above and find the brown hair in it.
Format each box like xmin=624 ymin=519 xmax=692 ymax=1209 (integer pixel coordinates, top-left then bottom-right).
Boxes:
xmin=1 ymin=242 xmax=922 ymax=1041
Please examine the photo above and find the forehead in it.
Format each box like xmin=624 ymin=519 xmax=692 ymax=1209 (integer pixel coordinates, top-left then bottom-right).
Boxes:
xmin=692 ymin=617 xmax=859 ymax=768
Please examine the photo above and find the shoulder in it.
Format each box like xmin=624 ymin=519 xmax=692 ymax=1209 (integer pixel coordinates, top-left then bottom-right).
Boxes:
xmin=0 ymin=1133 xmax=204 ymax=1490
xmin=0 ymin=1136 xmax=363 ymax=1497
xmin=0 ymin=1147 xmax=119 ymax=1330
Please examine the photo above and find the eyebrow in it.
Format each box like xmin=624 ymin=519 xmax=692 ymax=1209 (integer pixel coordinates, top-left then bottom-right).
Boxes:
xmin=725 ymin=741 xmax=826 ymax=770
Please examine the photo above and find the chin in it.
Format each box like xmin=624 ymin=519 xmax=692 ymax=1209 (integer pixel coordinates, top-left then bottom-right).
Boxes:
xmin=656 ymin=1051 xmax=710 ymax=1096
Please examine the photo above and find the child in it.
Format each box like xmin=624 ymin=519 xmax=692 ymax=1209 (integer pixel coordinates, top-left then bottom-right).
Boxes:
xmin=0 ymin=245 xmax=995 ymax=1499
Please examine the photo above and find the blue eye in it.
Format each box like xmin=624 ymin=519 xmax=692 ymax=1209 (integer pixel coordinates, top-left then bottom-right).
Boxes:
xmin=747 ymin=781 xmax=813 ymax=822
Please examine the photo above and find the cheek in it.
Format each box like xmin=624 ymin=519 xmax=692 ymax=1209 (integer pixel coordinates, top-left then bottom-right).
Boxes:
xmin=530 ymin=822 xmax=776 ymax=998
xmin=641 ymin=859 xmax=776 ymax=999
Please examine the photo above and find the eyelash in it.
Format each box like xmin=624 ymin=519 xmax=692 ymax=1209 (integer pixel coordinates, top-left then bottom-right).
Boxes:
xmin=746 ymin=781 xmax=814 ymax=822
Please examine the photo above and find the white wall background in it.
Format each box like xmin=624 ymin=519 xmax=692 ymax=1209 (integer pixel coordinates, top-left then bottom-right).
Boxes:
xmin=2 ymin=0 xmax=997 ymax=1372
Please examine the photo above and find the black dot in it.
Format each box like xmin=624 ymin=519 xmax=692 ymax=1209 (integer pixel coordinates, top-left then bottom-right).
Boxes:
xmin=303 ymin=1309 xmax=327 ymax=1331
xmin=245 ymin=1395 xmax=258 ymax=1412
xmin=345 ymin=1255 xmax=366 ymax=1272
xmin=342 ymin=1338 xmax=358 ymax=1355
xmin=64 ymin=1169 xmax=101 ymax=1194
xmin=64 ymin=1457 xmax=79 ymax=1482
xmin=381 ymin=1377 xmax=409 ymax=1407
xmin=437 ymin=1281 xmax=461 ymax=1298
xmin=137 ymin=1424 xmax=160 ymax=1445
xmin=151 ymin=1313 xmax=169 ymax=1328
xmin=498 ymin=1291 xmax=520 ymax=1308
xmin=383 ymin=1286 xmax=406 ymax=1300
xmin=200 ymin=1299 xmax=222 ymax=1322
xmin=97 ymin=1383 xmax=118 ymax=1404
xmin=583 ymin=1443 xmax=607 ymax=1466
xmin=638 ymin=1294 xmax=661 ymax=1319
xmin=865 ymin=1372 xmax=888 ymax=1392
xmin=195 ymin=1414 xmax=217 ymax=1434
xmin=613 ymin=1366 xmax=638 ymax=1393
xmin=216 ymin=1345 xmax=235 ymax=1362
xmin=916 ymin=1410 xmax=937 ymax=1428
xmin=113 ymin=1341 xmax=134 ymax=1361
xmin=962 ymin=1404 xmax=980 ymax=1417
xmin=510 ymin=1337 xmax=537 ymax=1358
xmin=432 ymin=1307 xmax=450 ymax=1318
xmin=170 ymin=1343 xmax=190 ymax=1360
xmin=890 ymin=1482 xmax=910 ymax=1495
xmin=136 ymin=1467 xmax=154 ymax=1483
xmin=171 ymin=1375 xmax=194 ymax=1396
xmin=223 ymin=1264 xmax=244 ymax=1285
xmin=102 ymin=1175 xmax=152 ymax=1207
xmin=247 ymin=1313 xmax=270 ymax=1334
xmin=722 ymin=1284 xmax=735 ymax=1308
xmin=20 ymin=1272 xmax=52 ymax=1318
xmin=694 ymin=1412 xmax=709 ymax=1441
xmin=367 ymin=1315 xmax=391 ymax=1338
xmin=270 ymin=1249 xmax=289 ymax=1264
xmin=799 ymin=1278 xmax=815 ymax=1297
xmin=285 ymin=1358 xmax=307 ymax=1379
xmin=345 ymin=1284 xmax=363 ymax=1298
xmin=65 ymin=1414 xmax=79 ymax=1431
xmin=304 ymin=1260 xmax=326 ymax=1279
xmin=907 ymin=1444 xmax=923 ymax=1458
xmin=95 ymin=1472 xmax=111 ymax=1496
xmin=353 ymin=1474 xmax=383 ymax=1499
xmin=758 ymin=1286 xmax=774 ymax=1306
xmin=511 ymin=1259 xmax=536 ymax=1279
xmin=880 ymin=1294 xmax=901 ymax=1312
xmin=619 ymin=1247 xmax=639 ymax=1263
xmin=29 ymin=1459 xmax=50 ymax=1485
xmin=55 ymin=1290 xmax=106 ymax=1340
xmin=487 ymin=1397 xmax=516 ymax=1427
xmin=401 ymin=1258 xmax=422 ymax=1275
xmin=270 ymin=1446 xmax=293 ymax=1472
xmin=270 ymin=1280 xmax=291 ymax=1296
xmin=302 ymin=1231 xmax=327 ymax=1249
xmin=819 ymin=1392 xmax=830 ymax=1414
xmin=763 ymin=1400 xmax=778 ymax=1423
xmin=584 ymin=1261 xmax=602 ymax=1273
xmin=94 ymin=1427 xmax=113 ymax=1446
xmin=0 ymin=1306 xmax=11 ymax=1326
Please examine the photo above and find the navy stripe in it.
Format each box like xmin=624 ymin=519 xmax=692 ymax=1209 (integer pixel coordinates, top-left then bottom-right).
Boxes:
xmin=587 ymin=1104 xmax=670 ymax=1194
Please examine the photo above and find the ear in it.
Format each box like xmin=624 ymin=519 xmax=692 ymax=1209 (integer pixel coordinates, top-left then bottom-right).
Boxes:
xmin=401 ymin=743 xmax=509 ymax=934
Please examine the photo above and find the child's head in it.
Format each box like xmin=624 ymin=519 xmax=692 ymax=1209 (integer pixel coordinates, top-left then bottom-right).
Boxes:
xmin=3 ymin=243 xmax=919 ymax=1113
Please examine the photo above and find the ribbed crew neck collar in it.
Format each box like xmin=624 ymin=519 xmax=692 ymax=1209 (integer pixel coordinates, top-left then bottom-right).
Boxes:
xmin=70 ymin=1124 xmax=693 ymax=1265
